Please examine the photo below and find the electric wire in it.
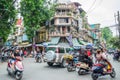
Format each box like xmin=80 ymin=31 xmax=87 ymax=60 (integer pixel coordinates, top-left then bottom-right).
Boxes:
xmin=87 ymin=0 xmax=103 ymax=14
xmin=86 ymin=0 xmax=97 ymax=13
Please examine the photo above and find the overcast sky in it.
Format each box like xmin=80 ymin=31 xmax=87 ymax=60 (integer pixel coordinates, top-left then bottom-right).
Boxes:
xmin=70 ymin=0 xmax=120 ymax=36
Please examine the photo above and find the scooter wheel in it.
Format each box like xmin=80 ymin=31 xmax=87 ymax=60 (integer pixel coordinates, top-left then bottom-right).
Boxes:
xmin=91 ymin=73 xmax=98 ymax=80
xmin=78 ymin=69 xmax=84 ymax=75
xmin=110 ymin=68 xmax=116 ymax=78
xmin=15 ymin=72 xmax=22 ymax=80
xmin=67 ymin=66 xmax=72 ymax=72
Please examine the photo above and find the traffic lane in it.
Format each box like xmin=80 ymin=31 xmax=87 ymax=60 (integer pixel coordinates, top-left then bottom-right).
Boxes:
xmin=0 ymin=57 xmax=120 ymax=80
xmin=0 ymin=58 xmax=91 ymax=80
xmin=23 ymin=63 xmax=91 ymax=80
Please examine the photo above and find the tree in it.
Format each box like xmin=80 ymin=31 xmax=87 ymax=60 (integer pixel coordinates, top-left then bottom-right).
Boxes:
xmin=101 ymin=27 xmax=113 ymax=43
xmin=0 ymin=0 xmax=16 ymax=43
xmin=109 ymin=37 xmax=120 ymax=49
xmin=20 ymin=0 xmax=55 ymax=42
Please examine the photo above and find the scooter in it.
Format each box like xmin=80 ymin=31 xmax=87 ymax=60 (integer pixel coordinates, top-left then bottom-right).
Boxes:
xmin=7 ymin=57 xmax=24 ymax=80
xmin=76 ymin=61 xmax=91 ymax=75
xmin=91 ymin=62 xmax=116 ymax=80
xmin=67 ymin=57 xmax=78 ymax=72
xmin=35 ymin=54 xmax=42 ymax=63
xmin=113 ymin=53 xmax=120 ymax=61
xmin=1 ymin=53 xmax=8 ymax=62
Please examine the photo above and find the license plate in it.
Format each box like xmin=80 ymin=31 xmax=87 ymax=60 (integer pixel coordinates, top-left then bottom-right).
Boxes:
xmin=76 ymin=67 xmax=79 ymax=72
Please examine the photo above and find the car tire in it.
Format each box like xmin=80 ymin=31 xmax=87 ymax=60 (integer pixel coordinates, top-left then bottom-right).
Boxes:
xmin=47 ymin=62 xmax=53 ymax=66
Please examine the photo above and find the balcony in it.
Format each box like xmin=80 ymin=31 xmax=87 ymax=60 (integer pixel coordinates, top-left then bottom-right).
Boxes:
xmin=55 ymin=23 xmax=71 ymax=26
xmin=54 ymin=13 xmax=72 ymax=18
xmin=56 ymin=5 xmax=72 ymax=9
xmin=80 ymin=28 xmax=88 ymax=33
xmin=49 ymin=33 xmax=70 ymax=37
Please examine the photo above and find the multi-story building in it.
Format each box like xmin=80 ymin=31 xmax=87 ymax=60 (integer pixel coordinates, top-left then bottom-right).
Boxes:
xmin=47 ymin=2 xmax=83 ymax=47
xmin=36 ymin=1 xmax=102 ymax=49
xmin=89 ymin=24 xmax=101 ymax=47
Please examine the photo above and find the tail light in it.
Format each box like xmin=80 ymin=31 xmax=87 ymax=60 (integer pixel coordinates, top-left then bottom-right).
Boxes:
xmin=76 ymin=63 xmax=81 ymax=66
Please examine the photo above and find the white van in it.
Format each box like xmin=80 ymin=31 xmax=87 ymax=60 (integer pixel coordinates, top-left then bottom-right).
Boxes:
xmin=45 ymin=45 xmax=71 ymax=67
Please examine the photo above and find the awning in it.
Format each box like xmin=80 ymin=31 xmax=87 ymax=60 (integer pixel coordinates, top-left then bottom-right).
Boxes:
xmin=87 ymin=43 xmax=93 ymax=46
xmin=58 ymin=43 xmax=70 ymax=48
xmin=78 ymin=39 xmax=87 ymax=45
xmin=48 ymin=37 xmax=60 ymax=45
xmin=72 ymin=38 xmax=82 ymax=47
xmin=36 ymin=44 xmax=43 ymax=47
xmin=18 ymin=44 xmax=32 ymax=47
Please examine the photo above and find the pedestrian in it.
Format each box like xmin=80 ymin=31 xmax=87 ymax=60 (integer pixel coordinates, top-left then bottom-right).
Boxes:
xmin=23 ymin=50 xmax=27 ymax=58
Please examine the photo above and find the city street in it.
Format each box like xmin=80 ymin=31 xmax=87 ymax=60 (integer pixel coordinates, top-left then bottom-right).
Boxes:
xmin=0 ymin=55 xmax=120 ymax=80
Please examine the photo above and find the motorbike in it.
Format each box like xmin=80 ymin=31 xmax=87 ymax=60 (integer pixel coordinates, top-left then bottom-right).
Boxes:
xmin=7 ymin=57 xmax=24 ymax=80
xmin=35 ymin=54 xmax=42 ymax=63
xmin=91 ymin=61 xmax=116 ymax=80
xmin=76 ymin=61 xmax=91 ymax=75
xmin=1 ymin=53 xmax=8 ymax=62
xmin=113 ymin=53 xmax=120 ymax=61
xmin=67 ymin=57 xmax=78 ymax=72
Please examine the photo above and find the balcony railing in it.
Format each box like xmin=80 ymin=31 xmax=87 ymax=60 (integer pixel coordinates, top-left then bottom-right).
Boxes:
xmin=55 ymin=23 xmax=71 ymax=26
xmin=56 ymin=5 xmax=72 ymax=9
xmin=49 ymin=33 xmax=70 ymax=37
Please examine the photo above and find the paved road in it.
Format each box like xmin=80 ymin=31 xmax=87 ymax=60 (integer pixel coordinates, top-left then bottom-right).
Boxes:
xmin=0 ymin=55 xmax=120 ymax=80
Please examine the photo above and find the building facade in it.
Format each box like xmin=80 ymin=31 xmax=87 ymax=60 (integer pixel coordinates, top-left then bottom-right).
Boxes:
xmin=47 ymin=2 xmax=83 ymax=47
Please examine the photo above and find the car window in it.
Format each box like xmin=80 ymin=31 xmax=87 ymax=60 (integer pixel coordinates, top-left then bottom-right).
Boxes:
xmin=46 ymin=47 xmax=56 ymax=51
xmin=59 ymin=47 xmax=65 ymax=53
xmin=66 ymin=48 xmax=70 ymax=53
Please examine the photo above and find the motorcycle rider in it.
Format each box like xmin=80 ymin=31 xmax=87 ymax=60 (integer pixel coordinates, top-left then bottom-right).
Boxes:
xmin=10 ymin=48 xmax=21 ymax=72
xmin=113 ymin=49 xmax=120 ymax=60
xmin=78 ymin=49 xmax=93 ymax=68
xmin=95 ymin=48 xmax=112 ymax=73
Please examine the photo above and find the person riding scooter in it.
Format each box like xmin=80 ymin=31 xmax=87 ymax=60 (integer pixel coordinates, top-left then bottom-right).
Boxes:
xmin=95 ymin=49 xmax=112 ymax=73
xmin=78 ymin=49 xmax=93 ymax=68
xmin=10 ymin=48 xmax=21 ymax=72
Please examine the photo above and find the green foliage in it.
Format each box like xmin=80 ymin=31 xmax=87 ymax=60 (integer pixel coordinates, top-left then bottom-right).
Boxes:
xmin=109 ymin=37 xmax=120 ymax=49
xmin=0 ymin=0 xmax=16 ymax=42
xmin=101 ymin=27 xmax=113 ymax=43
xmin=20 ymin=0 xmax=55 ymax=41
xmin=81 ymin=11 xmax=86 ymax=18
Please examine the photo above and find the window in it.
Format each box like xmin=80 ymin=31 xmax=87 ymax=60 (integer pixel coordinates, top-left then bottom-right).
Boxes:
xmin=67 ymin=27 xmax=70 ymax=33
xmin=46 ymin=47 xmax=56 ymax=52
xmin=66 ymin=48 xmax=70 ymax=53
xmin=59 ymin=48 xmax=65 ymax=53
xmin=57 ymin=26 xmax=61 ymax=33
xmin=51 ymin=19 xmax=54 ymax=25
xmin=59 ymin=18 xmax=69 ymax=23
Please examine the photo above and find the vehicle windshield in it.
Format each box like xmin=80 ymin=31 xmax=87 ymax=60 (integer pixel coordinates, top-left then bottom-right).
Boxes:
xmin=46 ymin=47 xmax=56 ymax=51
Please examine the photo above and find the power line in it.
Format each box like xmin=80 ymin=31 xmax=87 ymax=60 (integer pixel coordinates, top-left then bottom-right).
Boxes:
xmin=87 ymin=0 xmax=103 ymax=14
xmin=86 ymin=0 xmax=97 ymax=13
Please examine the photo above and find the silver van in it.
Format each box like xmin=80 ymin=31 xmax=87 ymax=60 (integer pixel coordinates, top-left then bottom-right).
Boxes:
xmin=45 ymin=45 xmax=70 ymax=67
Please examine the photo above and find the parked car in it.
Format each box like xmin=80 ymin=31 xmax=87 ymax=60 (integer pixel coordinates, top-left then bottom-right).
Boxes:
xmin=45 ymin=45 xmax=71 ymax=67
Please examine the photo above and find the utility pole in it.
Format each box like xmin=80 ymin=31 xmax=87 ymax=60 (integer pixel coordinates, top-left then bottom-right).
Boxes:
xmin=117 ymin=11 xmax=120 ymax=41
xmin=114 ymin=13 xmax=118 ymax=36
